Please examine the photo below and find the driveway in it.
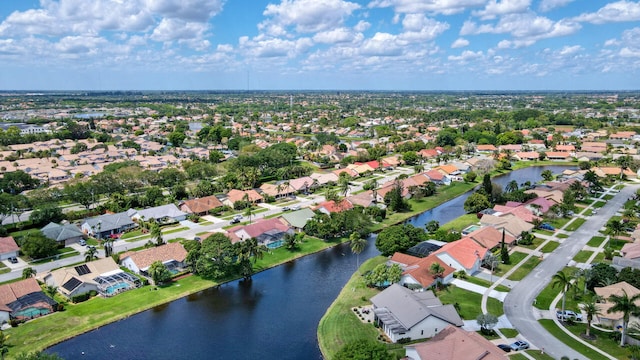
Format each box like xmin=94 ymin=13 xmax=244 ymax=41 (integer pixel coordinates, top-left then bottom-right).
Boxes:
xmin=503 ymin=184 xmax=640 ymax=360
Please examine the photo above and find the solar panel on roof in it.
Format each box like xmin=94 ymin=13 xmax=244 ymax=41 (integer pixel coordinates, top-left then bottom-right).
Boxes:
xmin=74 ymin=264 xmax=91 ymax=276
xmin=62 ymin=277 xmax=82 ymax=292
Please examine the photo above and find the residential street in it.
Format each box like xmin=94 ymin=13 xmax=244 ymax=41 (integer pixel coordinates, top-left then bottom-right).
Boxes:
xmin=503 ymin=184 xmax=640 ymax=360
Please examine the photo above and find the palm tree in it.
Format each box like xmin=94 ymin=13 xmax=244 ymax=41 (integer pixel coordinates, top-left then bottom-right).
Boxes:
xmin=505 ymin=180 xmax=518 ymax=193
xmin=0 ymin=330 xmax=9 ymax=360
xmin=607 ymin=289 xmax=640 ymax=346
xmin=150 ymin=222 xmax=164 ymax=246
xmin=430 ymin=262 xmax=445 ymax=289
xmin=85 ymin=246 xmax=98 ymax=262
xmin=338 ymin=176 xmax=350 ymax=197
xmin=43 ymin=285 xmax=58 ymax=299
xmin=541 ymin=169 xmax=554 ymax=181
xmin=349 ymin=232 xmax=367 ymax=270
xmin=246 ymin=237 xmax=267 ymax=263
xmin=581 ymin=298 xmax=601 ymax=338
xmin=243 ymin=205 xmax=254 ymax=224
xmin=605 ymin=220 xmax=625 ymax=240
xmin=22 ymin=267 xmax=36 ymax=279
xmin=552 ymin=270 xmax=574 ymax=318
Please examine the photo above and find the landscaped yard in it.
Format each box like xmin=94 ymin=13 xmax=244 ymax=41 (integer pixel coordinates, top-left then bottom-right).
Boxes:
xmin=565 ymin=218 xmax=586 ymax=231
xmin=538 ymin=320 xmax=616 ymax=360
xmin=440 ymin=214 xmax=479 ymax=232
xmin=540 ymin=241 xmax=559 ymax=253
xmin=572 ymin=250 xmax=593 ymax=263
xmin=437 ymin=285 xmax=504 ymax=318
xmin=587 ymin=236 xmax=606 ymax=247
xmin=518 ymin=236 xmax=545 ymax=250
xmin=561 ymin=321 xmax=630 ymax=359
xmin=593 ymin=201 xmax=606 ymax=208
xmin=608 ymin=238 xmax=630 ymax=251
xmin=494 ymin=251 xmax=528 ymax=276
xmin=508 ymin=256 xmax=542 ymax=281
xmin=556 ymin=233 xmax=569 ymax=239
xmin=463 ymin=275 xmax=511 ymax=292
xmin=32 ymin=247 xmax=80 ymax=264
xmin=500 ymin=328 xmax=519 ymax=338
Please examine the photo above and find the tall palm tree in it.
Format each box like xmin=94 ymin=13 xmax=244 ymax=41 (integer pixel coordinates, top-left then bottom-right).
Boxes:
xmin=85 ymin=246 xmax=98 ymax=262
xmin=607 ymin=289 xmax=640 ymax=346
xmin=430 ymin=262 xmax=445 ymax=289
xmin=349 ymin=232 xmax=367 ymax=270
xmin=505 ymin=180 xmax=518 ymax=193
xmin=243 ymin=205 xmax=254 ymax=224
xmin=22 ymin=267 xmax=36 ymax=279
xmin=338 ymin=176 xmax=350 ymax=197
xmin=43 ymin=285 xmax=58 ymax=299
xmin=150 ymin=222 xmax=164 ymax=246
xmin=246 ymin=237 xmax=267 ymax=263
xmin=581 ymin=298 xmax=601 ymax=338
xmin=552 ymin=270 xmax=574 ymax=317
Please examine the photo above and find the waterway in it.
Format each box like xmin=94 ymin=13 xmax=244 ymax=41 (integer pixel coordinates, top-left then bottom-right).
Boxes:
xmin=47 ymin=165 xmax=573 ymax=360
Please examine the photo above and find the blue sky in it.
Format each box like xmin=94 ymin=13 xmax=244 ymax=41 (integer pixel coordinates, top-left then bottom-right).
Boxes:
xmin=0 ymin=0 xmax=639 ymax=90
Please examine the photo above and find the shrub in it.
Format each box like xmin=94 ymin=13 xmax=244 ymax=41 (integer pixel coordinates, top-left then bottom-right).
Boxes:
xmin=397 ymin=337 xmax=412 ymax=344
xmin=71 ymin=293 xmax=91 ymax=303
xmin=57 ymin=304 xmax=65 ymax=311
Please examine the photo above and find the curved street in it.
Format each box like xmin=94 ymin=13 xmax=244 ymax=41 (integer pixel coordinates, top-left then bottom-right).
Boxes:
xmin=504 ymin=184 xmax=640 ymax=360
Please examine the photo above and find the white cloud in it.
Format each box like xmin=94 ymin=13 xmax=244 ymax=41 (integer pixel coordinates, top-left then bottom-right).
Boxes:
xmin=399 ymin=14 xmax=449 ymax=41
xmin=574 ymin=1 xmax=640 ymax=24
xmin=240 ymin=36 xmax=314 ymax=58
xmin=150 ymin=19 xmax=209 ymax=42
xmin=473 ymin=0 xmax=531 ymax=20
xmin=620 ymin=47 xmax=640 ymax=57
xmin=354 ymin=20 xmax=371 ymax=32
xmin=360 ymin=32 xmax=403 ymax=56
xmin=55 ymin=36 xmax=107 ymax=55
xmin=313 ymin=28 xmax=360 ymax=44
xmin=448 ymin=50 xmax=484 ymax=61
xmin=451 ymin=38 xmax=470 ymax=48
xmin=461 ymin=13 xmax=581 ymax=47
xmin=368 ymin=0 xmax=486 ymax=15
xmin=145 ymin=0 xmax=224 ymax=22
xmin=261 ymin=0 xmax=360 ymax=34
xmin=558 ymin=44 xmax=582 ymax=55
xmin=538 ymin=0 xmax=575 ymax=12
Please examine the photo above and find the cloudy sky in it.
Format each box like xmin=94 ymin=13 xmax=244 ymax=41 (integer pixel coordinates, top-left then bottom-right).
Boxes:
xmin=0 ymin=0 xmax=639 ymax=90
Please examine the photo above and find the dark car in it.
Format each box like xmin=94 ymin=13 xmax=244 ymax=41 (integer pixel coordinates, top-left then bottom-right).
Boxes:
xmin=497 ymin=344 xmax=511 ymax=352
xmin=230 ymin=217 xmax=241 ymax=224
xmin=9 ymin=257 xmax=18 ymax=264
xmin=539 ymin=223 xmax=555 ymax=231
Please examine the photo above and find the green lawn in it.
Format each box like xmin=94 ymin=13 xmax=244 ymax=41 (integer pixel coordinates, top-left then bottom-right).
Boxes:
xmin=518 ymin=237 xmax=545 ymax=250
xmin=561 ymin=320 xmax=630 ymax=359
xmin=593 ymin=201 xmax=606 ymax=208
xmin=556 ymin=233 xmax=569 ymax=239
xmin=162 ymin=226 xmax=189 ymax=235
xmin=462 ymin=275 xmax=511 ymax=292
xmin=494 ymin=251 xmax=527 ymax=276
xmin=317 ymin=256 xmax=390 ymax=360
xmin=534 ymin=229 xmax=555 ymax=236
xmin=548 ymin=217 xmax=571 ymax=229
xmin=593 ymin=252 xmax=606 ymax=263
xmin=31 ymin=248 xmax=80 ymax=264
xmin=437 ymin=285 xmax=504 ymax=318
xmin=587 ymin=236 xmax=606 ymax=247
xmin=253 ymin=236 xmax=337 ymax=271
xmin=535 ymin=267 xmax=585 ymax=310
xmin=500 ymin=328 xmax=519 ymax=338
xmin=508 ymin=256 xmax=542 ymax=281
xmin=609 ymin=238 xmax=630 ymax=251
xmin=121 ymin=229 xmax=146 ymax=239
xmin=603 ymin=194 xmax=614 ymax=201
xmin=538 ymin=320 xmax=612 ymax=360
xmin=565 ymin=218 xmax=586 ymax=232
xmin=573 ymin=251 xmax=593 ymax=263
xmin=440 ymin=214 xmax=479 ymax=232
xmin=540 ymin=241 xmax=559 ymax=253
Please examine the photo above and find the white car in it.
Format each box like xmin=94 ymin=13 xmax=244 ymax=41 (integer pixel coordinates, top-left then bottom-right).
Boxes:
xmin=557 ymin=310 xmax=582 ymax=321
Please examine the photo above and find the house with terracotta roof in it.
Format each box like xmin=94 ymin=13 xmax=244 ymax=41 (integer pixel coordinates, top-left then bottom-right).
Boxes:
xmin=371 ymin=284 xmax=463 ymax=343
xmin=226 ymin=217 xmax=293 ymax=248
xmin=120 ymin=242 xmax=188 ymax=277
xmin=466 ymin=227 xmax=516 ymax=249
xmin=620 ymin=242 xmax=640 ymax=262
xmin=434 ymin=238 xmax=488 ymax=274
xmin=404 ymin=325 xmax=508 ymax=360
xmin=434 ymin=164 xmax=459 ymax=176
xmin=333 ymin=167 xmax=359 ymax=178
xmin=479 ymin=214 xmax=534 ymax=239
xmin=423 ymin=169 xmax=449 ymax=185
xmin=545 ymin=151 xmax=572 ymax=160
xmin=593 ymin=281 xmax=640 ymax=329
xmin=288 ymin=176 xmax=315 ymax=193
xmin=389 ymin=252 xmax=455 ymax=289
xmin=476 ymin=144 xmax=497 ymax=152
xmin=0 ymin=277 xmax=57 ymax=323
xmin=346 ymin=190 xmax=377 ymax=208
xmin=514 ymin=151 xmax=539 ymax=161
xmin=179 ymin=195 xmax=224 ymax=215
xmin=0 ymin=236 xmax=19 ymax=261
xmin=259 ymin=182 xmax=296 ymax=198
xmin=309 ymin=172 xmax=339 ymax=186
xmin=314 ymin=199 xmax=354 ymax=215
xmin=223 ymin=189 xmax=264 ymax=207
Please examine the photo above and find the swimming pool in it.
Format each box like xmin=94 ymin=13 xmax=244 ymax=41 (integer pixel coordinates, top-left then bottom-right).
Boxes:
xmin=462 ymin=224 xmax=481 ymax=235
xmin=14 ymin=307 xmax=50 ymax=318
xmin=105 ymin=282 xmax=131 ymax=295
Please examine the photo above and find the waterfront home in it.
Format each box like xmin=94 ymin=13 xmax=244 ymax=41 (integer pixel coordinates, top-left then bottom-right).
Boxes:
xmin=0 ymin=278 xmax=57 ymax=323
xmin=279 ymin=208 xmax=316 ymax=231
xmin=314 ymin=199 xmax=354 ymax=215
xmin=466 ymin=226 xmax=516 ymax=250
xmin=179 ymin=195 xmax=224 ymax=215
xmin=129 ymin=204 xmax=188 ymax=223
xmin=41 ymin=222 xmax=85 ymax=246
xmin=40 ymin=257 xmax=140 ymax=299
xmin=479 ymin=214 xmax=534 ymax=239
xmin=370 ymin=284 xmax=463 ymax=343
xmin=404 ymin=325 xmax=508 ymax=360
xmin=433 ymin=238 xmax=488 ymax=274
xmin=593 ymin=281 xmax=640 ymax=329
xmin=388 ymin=252 xmax=455 ymax=290
xmin=120 ymin=242 xmax=188 ymax=277
xmin=0 ymin=236 xmax=19 ymax=261
xmin=226 ymin=217 xmax=294 ymax=248
xmin=345 ymin=190 xmax=377 ymax=208
xmin=81 ymin=212 xmax=137 ymax=239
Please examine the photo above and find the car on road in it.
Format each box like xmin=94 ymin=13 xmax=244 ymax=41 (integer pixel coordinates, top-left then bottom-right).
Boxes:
xmin=291 ymin=205 xmax=301 ymax=211
xmin=282 ymin=206 xmax=291 ymax=211
xmin=497 ymin=344 xmax=512 ymax=352
xmin=230 ymin=218 xmax=241 ymax=224
xmin=510 ymin=341 xmax=529 ymax=351
xmin=556 ymin=310 xmax=583 ymax=321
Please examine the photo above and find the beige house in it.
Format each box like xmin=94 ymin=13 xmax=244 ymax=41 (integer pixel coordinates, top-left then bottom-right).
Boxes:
xmin=594 ymin=281 xmax=640 ymax=329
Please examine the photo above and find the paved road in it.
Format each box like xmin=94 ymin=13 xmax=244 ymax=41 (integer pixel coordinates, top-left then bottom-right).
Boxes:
xmin=504 ymin=184 xmax=639 ymax=360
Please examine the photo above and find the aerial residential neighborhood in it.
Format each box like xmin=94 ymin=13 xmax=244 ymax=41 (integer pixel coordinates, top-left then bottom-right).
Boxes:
xmin=0 ymin=91 xmax=640 ymax=360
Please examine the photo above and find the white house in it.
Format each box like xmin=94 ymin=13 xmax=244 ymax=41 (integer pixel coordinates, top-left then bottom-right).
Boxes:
xmin=120 ymin=242 xmax=187 ymax=276
xmin=370 ymin=284 xmax=463 ymax=343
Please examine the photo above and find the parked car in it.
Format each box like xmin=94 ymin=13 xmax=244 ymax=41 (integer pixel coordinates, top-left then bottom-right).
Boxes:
xmin=230 ymin=218 xmax=241 ymax=224
xmin=556 ymin=310 xmax=583 ymax=321
xmin=539 ymin=223 xmax=555 ymax=231
xmin=510 ymin=341 xmax=530 ymax=351
xmin=291 ymin=205 xmax=301 ymax=211
xmin=282 ymin=206 xmax=291 ymax=211
xmin=497 ymin=344 xmax=512 ymax=352
xmin=9 ymin=257 xmax=18 ymax=264
xmin=78 ymin=239 xmax=87 ymax=246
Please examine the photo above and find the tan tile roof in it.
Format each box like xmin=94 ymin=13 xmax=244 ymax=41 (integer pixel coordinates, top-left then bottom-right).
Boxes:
xmin=406 ymin=325 xmax=507 ymax=360
xmin=0 ymin=236 xmax=19 ymax=254
xmin=180 ymin=195 xmax=223 ymax=214
xmin=122 ymin=242 xmax=187 ymax=271
xmin=0 ymin=278 xmax=43 ymax=308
